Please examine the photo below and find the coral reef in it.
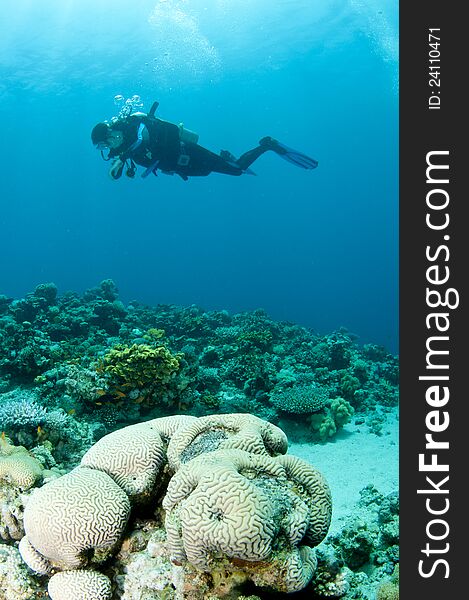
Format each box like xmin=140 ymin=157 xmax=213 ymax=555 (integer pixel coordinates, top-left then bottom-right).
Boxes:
xmin=0 ymin=282 xmax=399 ymax=599
xmin=0 ymin=282 xmax=398 ymax=443
xmin=0 ymin=544 xmax=43 ymax=600
xmin=376 ymin=565 xmax=399 ymax=600
xmin=310 ymin=485 xmax=399 ymax=599
xmin=18 ymin=413 xmax=331 ymax=599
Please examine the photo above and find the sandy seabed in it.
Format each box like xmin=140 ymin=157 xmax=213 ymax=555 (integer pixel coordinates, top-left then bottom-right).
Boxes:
xmin=289 ymin=407 xmax=399 ymax=535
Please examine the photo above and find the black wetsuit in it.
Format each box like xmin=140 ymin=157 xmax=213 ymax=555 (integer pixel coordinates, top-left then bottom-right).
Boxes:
xmin=108 ymin=114 xmax=269 ymax=180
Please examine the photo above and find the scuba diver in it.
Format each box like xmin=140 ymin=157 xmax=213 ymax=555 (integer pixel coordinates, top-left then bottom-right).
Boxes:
xmin=91 ymin=100 xmax=318 ymax=181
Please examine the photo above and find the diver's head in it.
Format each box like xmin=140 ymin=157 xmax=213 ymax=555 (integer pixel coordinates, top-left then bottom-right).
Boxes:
xmin=91 ymin=122 xmax=124 ymax=150
xmin=91 ymin=122 xmax=110 ymax=148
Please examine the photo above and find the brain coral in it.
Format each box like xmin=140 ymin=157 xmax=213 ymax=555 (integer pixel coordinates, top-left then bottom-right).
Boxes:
xmin=275 ymin=545 xmax=318 ymax=593
xmin=166 ymin=413 xmax=288 ymax=472
xmin=18 ymin=536 xmax=53 ymax=575
xmin=276 ymin=454 xmax=332 ymax=545
xmin=15 ymin=413 xmax=332 ymax=597
xmin=162 ymin=449 xmax=331 ymax=592
xmin=1 ymin=494 xmax=25 ymax=541
xmin=48 ymin=569 xmax=112 ymax=600
xmin=22 ymin=466 xmax=131 ymax=570
xmin=80 ymin=422 xmax=166 ymax=502
xmin=148 ymin=414 xmax=199 ymax=442
xmin=0 ymin=437 xmax=43 ymax=490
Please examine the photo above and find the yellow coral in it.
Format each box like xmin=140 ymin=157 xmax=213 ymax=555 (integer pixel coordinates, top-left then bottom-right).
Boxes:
xmin=99 ymin=344 xmax=181 ymax=389
xmin=144 ymin=328 xmax=166 ymax=340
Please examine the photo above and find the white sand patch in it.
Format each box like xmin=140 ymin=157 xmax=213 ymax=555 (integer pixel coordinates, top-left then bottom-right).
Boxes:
xmin=289 ymin=407 xmax=399 ymax=535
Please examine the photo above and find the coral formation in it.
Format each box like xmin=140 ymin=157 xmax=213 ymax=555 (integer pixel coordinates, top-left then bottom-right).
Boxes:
xmin=1 ymin=487 xmax=28 ymax=542
xmin=311 ymin=558 xmax=350 ymax=597
xmin=80 ymin=422 xmax=166 ymax=502
xmin=21 ymin=467 xmax=131 ymax=571
xmin=0 ymin=389 xmax=96 ymax=466
xmin=18 ymin=536 xmax=53 ymax=575
xmin=17 ymin=413 xmax=331 ymax=598
xmin=0 ymin=544 xmax=43 ymax=599
xmin=99 ymin=343 xmax=180 ymax=390
xmin=0 ymin=437 xmax=60 ymax=544
xmin=163 ymin=450 xmax=287 ymax=567
xmin=311 ymin=485 xmax=399 ymax=599
xmin=376 ymin=564 xmax=399 ymax=600
xmin=269 ymin=383 xmax=330 ymax=414
xmin=309 ymin=397 xmax=355 ymax=442
xmin=163 ymin=448 xmax=331 ymax=592
xmin=0 ymin=436 xmax=43 ymax=490
xmin=148 ymin=414 xmax=199 ymax=441
xmin=166 ymin=413 xmax=288 ymax=471
xmin=48 ymin=569 xmax=112 ymax=600
xmin=1 ymin=281 xmax=398 ymax=438
xmin=0 ymin=282 xmax=399 ymax=599
xmin=276 ymin=454 xmax=332 ymax=546
xmin=0 ymin=395 xmax=47 ymax=431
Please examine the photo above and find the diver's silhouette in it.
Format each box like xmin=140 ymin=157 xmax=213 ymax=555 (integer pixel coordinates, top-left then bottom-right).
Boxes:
xmin=91 ymin=101 xmax=318 ymax=181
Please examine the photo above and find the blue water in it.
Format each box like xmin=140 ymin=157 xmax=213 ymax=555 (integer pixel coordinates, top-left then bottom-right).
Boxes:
xmin=0 ymin=0 xmax=398 ymax=353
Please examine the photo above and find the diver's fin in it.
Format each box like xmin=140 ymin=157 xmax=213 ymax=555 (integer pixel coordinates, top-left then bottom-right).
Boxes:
xmin=259 ymin=137 xmax=318 ymax=170
xmin=277 ymin=147 xmax=318 ymax=169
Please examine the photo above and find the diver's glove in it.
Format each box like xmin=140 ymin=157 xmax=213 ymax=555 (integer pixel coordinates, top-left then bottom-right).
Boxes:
xmin=109 ymin=158 xmax=124 ymax=180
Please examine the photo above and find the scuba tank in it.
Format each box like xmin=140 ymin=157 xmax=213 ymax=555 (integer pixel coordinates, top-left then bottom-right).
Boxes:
xmin=148 ymin=101 xmax=200 ymax=144
xmin=178 ymin=123 xmax=199 ymax=145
